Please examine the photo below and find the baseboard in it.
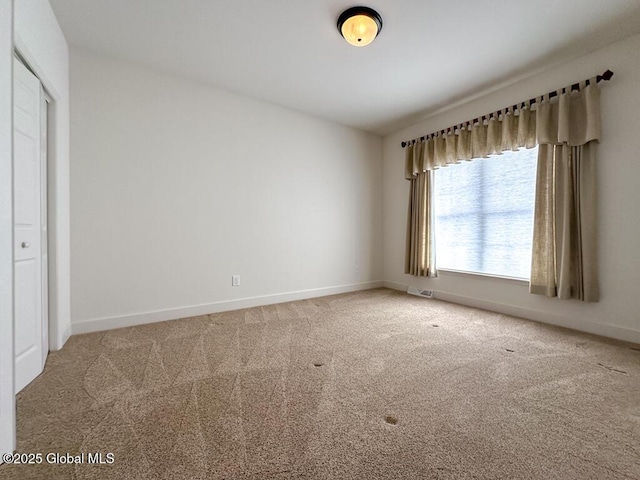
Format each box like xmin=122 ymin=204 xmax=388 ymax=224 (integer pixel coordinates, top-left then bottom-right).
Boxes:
xmin=383 ymin=280 xmax=407 ymax=292
xmin=71 ymin=281 xmax=384 ymax=335
xmin=70 ymin=279 xmax=640 ymax=344
xmin=382 ymin=281 xmax=640 ymax=344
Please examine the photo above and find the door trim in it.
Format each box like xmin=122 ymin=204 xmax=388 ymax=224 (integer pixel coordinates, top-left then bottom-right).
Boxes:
xmin=40 ymin=80 xmax=49 ymax=367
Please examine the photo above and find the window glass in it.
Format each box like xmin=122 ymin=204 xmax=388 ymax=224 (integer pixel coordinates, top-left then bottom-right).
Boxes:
xmin=434 ymin=147 xmax=538 ymax=279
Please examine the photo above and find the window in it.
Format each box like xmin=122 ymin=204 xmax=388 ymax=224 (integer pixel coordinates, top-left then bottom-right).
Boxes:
xmin=434 ymin=147 xmax=538 ymax=279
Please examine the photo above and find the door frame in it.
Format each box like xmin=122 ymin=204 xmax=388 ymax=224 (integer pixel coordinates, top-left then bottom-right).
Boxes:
xmin=41 ymin=89 xmax=50 ymax=366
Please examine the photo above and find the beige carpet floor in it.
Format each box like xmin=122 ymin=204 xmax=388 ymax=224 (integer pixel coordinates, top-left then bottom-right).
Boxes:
xmin=1 ymin=288 xmax=639 ymax=479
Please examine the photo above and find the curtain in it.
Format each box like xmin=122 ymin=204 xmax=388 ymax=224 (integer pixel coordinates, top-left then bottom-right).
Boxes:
xmin=404 ymin=104 xmax=537 ymax=277
xmin=405 ymin=142 xmax=435 ymax=276
xmin=530 ymin=82 xmax=600 ymax=301
xmin=405 ymin=171 xmax=436 ymax=276
xmin=404 ymin=79 xmax=602 ymax=291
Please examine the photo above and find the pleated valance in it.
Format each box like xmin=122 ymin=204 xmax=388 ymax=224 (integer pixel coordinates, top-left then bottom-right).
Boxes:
xmin=404 ymin=77 xmax=602 ymax=180
xmin=404 ymin=109 xmax=536 ymax=179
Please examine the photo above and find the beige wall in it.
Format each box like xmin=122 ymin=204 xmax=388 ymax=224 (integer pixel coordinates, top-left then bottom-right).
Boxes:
xmin=383 ymin=33 xmax=640 ymax=343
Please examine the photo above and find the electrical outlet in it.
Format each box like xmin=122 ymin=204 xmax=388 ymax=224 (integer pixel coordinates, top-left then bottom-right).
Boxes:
xmin=232 ymin=275 xmax=240 ymax=286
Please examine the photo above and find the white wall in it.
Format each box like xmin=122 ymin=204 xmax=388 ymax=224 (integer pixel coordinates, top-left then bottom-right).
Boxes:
xmin=70 ymin=49 xmax=383 ymax=332
xmin=0 ymin=0 xmax=15 ymax=458
xmin=14 ymin=0 xmax=71 ymax=350
xmin=383 ymin=33 xmax=640 ymax=344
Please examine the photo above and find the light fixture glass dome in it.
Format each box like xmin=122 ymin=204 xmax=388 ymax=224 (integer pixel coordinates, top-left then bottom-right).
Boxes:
xmin=337 ymin=7 xmax=383 ymax=47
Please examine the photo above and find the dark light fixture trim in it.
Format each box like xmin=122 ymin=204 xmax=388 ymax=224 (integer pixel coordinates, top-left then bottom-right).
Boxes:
xmin=337 ymin=6 xmax=383 ymax=46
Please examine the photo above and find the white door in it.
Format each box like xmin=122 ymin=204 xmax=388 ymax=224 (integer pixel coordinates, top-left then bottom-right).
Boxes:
xmin=13 ymin=57 xmax=47 ymax=393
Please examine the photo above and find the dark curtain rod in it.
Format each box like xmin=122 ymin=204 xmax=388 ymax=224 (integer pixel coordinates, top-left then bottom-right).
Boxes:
xmin=400 ymin=69 xmax=614 ymax=148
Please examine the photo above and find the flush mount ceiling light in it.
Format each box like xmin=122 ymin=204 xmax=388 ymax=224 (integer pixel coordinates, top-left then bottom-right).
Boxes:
xmin=337 ymin=6 xmax=383 ymax=47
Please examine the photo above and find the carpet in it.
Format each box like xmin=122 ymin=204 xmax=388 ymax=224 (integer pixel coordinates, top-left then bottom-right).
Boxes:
xmin=1 ymin=288 xmax=639 ymax=479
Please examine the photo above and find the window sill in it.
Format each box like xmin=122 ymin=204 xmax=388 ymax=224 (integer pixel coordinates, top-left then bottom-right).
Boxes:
xmin=437 ymin=268 xmax=530 ymax=286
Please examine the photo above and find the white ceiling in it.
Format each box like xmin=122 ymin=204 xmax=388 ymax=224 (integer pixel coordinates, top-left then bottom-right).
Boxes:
xmin=49 ymin=0 xmax=640 ymax=135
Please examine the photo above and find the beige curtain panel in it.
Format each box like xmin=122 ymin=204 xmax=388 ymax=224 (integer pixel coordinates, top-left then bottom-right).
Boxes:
xmin=530 ymin=81 xmax=601 ymax=302
xmin=405 ymin=166 xmax=436 ymax=276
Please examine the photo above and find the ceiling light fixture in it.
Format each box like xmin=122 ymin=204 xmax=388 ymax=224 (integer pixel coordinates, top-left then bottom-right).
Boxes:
xmin=337 ymin=6 xmax=383 ymax=47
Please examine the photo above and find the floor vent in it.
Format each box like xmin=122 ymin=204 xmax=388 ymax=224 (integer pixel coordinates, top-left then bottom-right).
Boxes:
xmin=407 ymin=287 xmax=434 ymax=299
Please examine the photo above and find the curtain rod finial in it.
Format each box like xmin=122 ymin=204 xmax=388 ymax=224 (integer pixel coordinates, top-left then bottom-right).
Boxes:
xmin=600 ymin=70 xmax=614 ymax=81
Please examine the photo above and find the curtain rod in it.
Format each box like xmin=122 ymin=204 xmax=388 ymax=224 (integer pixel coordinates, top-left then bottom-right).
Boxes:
xmin=400 ymin=69 xmax=614 ymax=148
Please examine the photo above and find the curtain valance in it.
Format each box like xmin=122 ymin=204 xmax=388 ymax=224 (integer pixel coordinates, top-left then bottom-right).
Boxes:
xmin=404 ymin=107 xmax=536 ymax=179
xmin=404 ymin=77 xmax=602 ymax=180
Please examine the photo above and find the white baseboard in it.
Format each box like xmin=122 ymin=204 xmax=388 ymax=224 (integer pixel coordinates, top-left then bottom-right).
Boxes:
xmin=383 ymin=280 xmax=407 ymax=292
xmin=383 ymin=281 xmax=640 ymax=345
xmin=436 ymin=291 xmax=640 ymax=344
xmin=71 ymin=281 xmax=384 ymax=335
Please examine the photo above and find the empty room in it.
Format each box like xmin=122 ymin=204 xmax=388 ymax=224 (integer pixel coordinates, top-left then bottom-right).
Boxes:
xmin=2 ymin=0 xmax=640 ymax=478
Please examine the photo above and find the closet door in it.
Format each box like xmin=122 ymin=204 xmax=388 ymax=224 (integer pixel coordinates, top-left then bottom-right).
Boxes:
xmin=13 ymin=57 xmax=46 ymax=393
